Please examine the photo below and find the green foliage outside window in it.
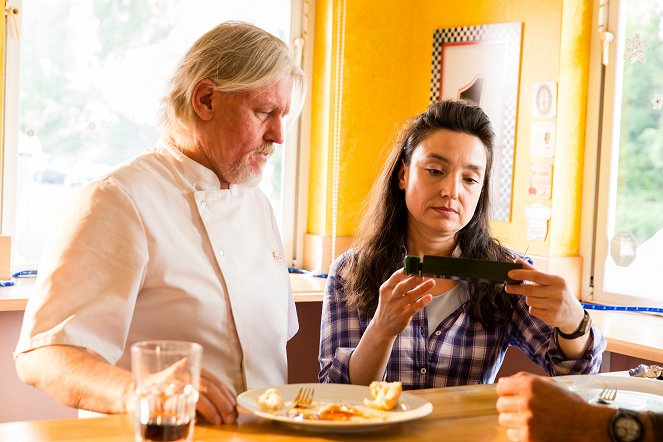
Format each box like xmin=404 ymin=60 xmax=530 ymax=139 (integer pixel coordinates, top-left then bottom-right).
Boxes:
xmin=616 ymin=0 xmax=663 ymax=244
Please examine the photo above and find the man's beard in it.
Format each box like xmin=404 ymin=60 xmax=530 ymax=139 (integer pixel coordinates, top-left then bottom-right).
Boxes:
xmin=227 ymin=143 xmax=275 ymax=187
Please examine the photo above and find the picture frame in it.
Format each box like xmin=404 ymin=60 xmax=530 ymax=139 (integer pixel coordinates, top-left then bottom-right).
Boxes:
xmin=430 ymin=22 xmax=522 ymax=222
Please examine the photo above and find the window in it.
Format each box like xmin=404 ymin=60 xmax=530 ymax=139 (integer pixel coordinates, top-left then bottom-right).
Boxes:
xmin=2 ymin=0 xmax=309 ymax=269
xmin=588 ymin=0 xmax=663 ymax=306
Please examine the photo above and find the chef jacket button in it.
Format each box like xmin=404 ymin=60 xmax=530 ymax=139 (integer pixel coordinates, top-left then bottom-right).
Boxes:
xmin=420 ymin=367 xmax=427 ymax=374
xmin=201 ymin=200 xmax=207 ymax=208
xmin=218 ymin=249 xmax=224 ymax=256
xmin=435 ymin=331 xmax=442 ymax=336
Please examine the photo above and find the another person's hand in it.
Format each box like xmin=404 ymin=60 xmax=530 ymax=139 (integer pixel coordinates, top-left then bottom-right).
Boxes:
xmin=496 ymin=372 xmax=613 ymax=442
xmin=373 ymin=269 xmax=435 ymax=338
xmin=504 ymin=259 xmax=585 ymax=333
xmin=196 ymin=368 xmax=238 ymax=425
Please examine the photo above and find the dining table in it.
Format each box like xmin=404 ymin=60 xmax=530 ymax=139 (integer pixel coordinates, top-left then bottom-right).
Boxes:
xmin=0 ymin=383 xmax=509 ymax=441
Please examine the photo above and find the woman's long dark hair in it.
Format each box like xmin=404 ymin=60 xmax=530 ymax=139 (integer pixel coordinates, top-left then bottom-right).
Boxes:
xmin=339 ymin=99 xmax=516 ymax=330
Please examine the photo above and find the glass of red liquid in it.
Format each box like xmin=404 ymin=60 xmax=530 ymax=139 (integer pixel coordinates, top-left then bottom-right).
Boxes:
xmin=131 ymin=341 xmax=202 ymax=442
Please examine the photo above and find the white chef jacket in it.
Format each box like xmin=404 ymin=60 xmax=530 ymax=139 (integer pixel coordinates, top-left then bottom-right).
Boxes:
xmin=15 ymin=144 xmax=299 ymax=396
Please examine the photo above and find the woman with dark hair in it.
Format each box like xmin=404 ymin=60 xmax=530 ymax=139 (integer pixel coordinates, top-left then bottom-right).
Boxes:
xmin=319 ymin=100 xmax=605 ymax=389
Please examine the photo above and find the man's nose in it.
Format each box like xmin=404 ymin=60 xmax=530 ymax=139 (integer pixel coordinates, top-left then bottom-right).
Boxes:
xmin=265 ymin=117 xmax=284 ymax=145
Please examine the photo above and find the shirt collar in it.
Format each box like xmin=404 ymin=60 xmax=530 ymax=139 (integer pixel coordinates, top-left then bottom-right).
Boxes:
xmin=159 ymin=141 xmax=222 ymax=191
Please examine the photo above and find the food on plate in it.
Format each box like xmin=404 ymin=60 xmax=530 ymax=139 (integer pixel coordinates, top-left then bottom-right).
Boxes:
xmin=363 ymin=381 xmax=402 ymax=410
xmin=285 ymin=402 xmax=386 ymax=422
xmin=257 ymin=387 xmax=284 ymax=412
xmin=318 ymin=403 xmax=366 ymax=421
xmin=256 ymin=385 xmax=401 ymax=422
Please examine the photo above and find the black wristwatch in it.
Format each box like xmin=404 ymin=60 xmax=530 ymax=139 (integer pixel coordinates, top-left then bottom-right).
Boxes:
xmin=554 ymin=309 xmax=592 ymax=340
xmin=609 ymin=409 xmax=645 ymax=442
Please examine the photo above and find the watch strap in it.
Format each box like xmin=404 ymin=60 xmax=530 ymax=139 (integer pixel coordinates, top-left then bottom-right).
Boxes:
xmin=555 ymin=309 xmax=591 ymax=340
xmin=648 ymin=411 xmax=663 ymax=441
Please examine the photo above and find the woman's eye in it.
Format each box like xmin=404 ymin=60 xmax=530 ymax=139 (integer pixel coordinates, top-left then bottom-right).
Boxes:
xmin=426 ymin=168 xmax=442 ymax=176
xmin=464 ymin=177 xmax=479 ymax=184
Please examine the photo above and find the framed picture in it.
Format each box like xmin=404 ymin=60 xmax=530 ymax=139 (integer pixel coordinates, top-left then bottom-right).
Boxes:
xmin=430 ymin=22 xmax=522 ymax=222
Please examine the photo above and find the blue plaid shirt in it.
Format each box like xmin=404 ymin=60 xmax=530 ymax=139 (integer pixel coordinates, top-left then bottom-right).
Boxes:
xmin=319 ymin=252 xmax=606 ymax=389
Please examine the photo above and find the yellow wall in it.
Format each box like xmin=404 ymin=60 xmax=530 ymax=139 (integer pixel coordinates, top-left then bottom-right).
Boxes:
xmin=307 ymin=0 xmax=332 ymax=236
xmin=308 ymin=0 xmax=421 ymax=236
xmin=308 ymin=0 xmax=592 ymax=259
xmin=550 ymin=0 xmax=592 ymax=256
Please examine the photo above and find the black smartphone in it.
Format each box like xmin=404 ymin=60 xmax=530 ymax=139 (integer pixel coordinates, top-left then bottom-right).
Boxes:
xmin=403 ymin=255 xmax=522 ymax=284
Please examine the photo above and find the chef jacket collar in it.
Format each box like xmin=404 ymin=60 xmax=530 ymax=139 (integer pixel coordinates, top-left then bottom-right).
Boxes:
xmin=159 ymin=141 xmax=227 ymax=191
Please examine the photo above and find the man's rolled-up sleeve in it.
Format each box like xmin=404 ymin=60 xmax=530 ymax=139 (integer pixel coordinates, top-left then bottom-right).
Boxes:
xmin=15 ymin=178 xmax=149 ymax=364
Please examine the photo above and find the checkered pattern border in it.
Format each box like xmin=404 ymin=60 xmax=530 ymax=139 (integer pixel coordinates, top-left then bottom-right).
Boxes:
xmin=430 ymin=22 xmax=522 ymax=222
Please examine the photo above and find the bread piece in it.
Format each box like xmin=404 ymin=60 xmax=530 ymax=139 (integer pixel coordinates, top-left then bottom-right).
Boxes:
xmin=257 ymin=387 xmax=284 ymax=412
xmin=363 ymin=381 xmax=402 ymax=410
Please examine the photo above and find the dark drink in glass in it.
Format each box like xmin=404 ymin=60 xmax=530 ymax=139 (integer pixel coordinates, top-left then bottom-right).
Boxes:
xmin=137 ymin=414 xmax=192 ymax=442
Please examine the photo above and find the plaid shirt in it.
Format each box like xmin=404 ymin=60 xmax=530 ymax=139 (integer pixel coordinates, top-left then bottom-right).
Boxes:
xmin=319 ymin=252 xmax=606 ymax=389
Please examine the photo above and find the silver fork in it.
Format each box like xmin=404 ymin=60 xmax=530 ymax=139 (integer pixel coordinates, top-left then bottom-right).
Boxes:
xmin=597 ymin=385 xmax=617 ymax=405
xmin=292 ymin=387 xmax=315 ymax=409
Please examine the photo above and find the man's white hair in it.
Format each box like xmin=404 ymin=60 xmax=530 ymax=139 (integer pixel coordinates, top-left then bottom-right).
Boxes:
xmin=160 ymin=21 xmax=306 ymax=148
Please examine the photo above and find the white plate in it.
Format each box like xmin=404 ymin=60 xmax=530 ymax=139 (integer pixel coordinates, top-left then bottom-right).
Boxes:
xmin=555 ymin=374 xmax=663 ymax=411
xmin=237 ymin=383 xmax=433 ymax=432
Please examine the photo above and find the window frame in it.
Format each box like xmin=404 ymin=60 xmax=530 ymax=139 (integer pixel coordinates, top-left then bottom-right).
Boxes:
xmin=582 ymin=0 xmax=663 ymax=307
xmin=1 ymin=0 xmax=313 ymax=269
xmin=1 ymin=0 xmax=22 ymax=245
xmin=284 ymin=0 xmax=313 ymax=269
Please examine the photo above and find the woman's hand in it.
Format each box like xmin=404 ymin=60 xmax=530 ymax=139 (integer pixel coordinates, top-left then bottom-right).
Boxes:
xmin=347 ymin=268 xmax=435 ymax=385
xmin=372 ymin=268 xmax=435 ymax=338
xmin=504 ymin=259 xmax=584 ymax=333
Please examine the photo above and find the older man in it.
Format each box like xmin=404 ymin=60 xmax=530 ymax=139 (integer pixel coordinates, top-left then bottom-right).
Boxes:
xmin=15 ymin=21 xmax=305 ymax=425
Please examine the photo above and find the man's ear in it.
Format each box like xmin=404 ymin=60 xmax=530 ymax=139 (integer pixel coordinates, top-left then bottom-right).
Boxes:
xmin=398 ymin=161 xmax=408 ymax=190
xmin=191 ymin=79 xmax=216 ymax=121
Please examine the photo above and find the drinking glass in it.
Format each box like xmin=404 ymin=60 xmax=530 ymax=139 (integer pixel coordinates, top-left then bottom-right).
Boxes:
xmin=131 ymin=340 xmax=202 ymax=442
